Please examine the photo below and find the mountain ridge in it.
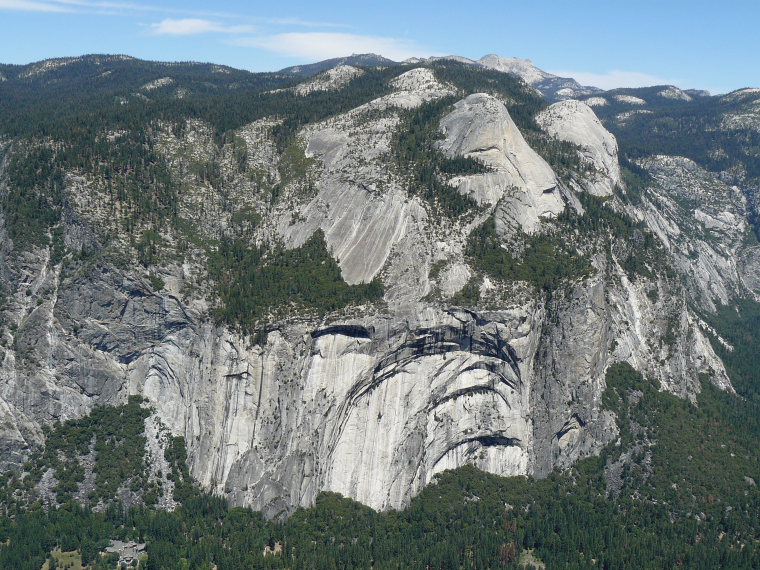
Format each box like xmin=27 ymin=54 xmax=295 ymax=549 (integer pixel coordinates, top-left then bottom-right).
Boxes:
xmin=0 ymin=51 xmax=758 ymax=517
xmin=277 ymin=52 xmax=603 ymax=100
xmin=2 ymin=52 xmax=751 ymax=101
xmin=0 ymin=51 xmax=759 ymax=567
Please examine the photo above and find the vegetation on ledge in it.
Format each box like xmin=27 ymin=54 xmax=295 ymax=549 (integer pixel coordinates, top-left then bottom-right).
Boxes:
xmin=391 ymin=96 xmax=486 ymax=218
xmin=208 ymin=230 xmax=384 ymax=335
xmin=465 ymin=216 xmax=593 ymax=293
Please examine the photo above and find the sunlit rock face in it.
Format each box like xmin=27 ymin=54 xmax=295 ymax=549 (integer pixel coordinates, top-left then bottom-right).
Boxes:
xmin=536 ymin=100 xmax=622 ymax=197
xmin=437 ymin=93 xmax=564 ymax=233
xmin=0 ymin=249 xmax=725 ymax=516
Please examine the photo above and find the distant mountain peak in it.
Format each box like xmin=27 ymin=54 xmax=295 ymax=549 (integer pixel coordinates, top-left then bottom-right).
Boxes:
xmin=480 ymin=54 xmax=534 ymax=67
xmin=477 ymin=54 xmax=553 ymax=84
xmin=279 ymin=53 xmax=397 ymax=77
xmin=474 ymin=54 xmax=602 ymax=100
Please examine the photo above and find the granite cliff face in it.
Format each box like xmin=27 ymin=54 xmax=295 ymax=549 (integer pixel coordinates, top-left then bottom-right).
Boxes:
xmin=437 ymin=93 xmax=564 ymax=232
xmin=536 ymin=100 xmax=622 ymax=196
xmin=0 ymin=57 xmax=755 ymax=517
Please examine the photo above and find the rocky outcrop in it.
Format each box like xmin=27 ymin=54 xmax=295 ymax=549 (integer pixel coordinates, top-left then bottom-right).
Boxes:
xmin=0 ymin=234 xmax=729 ymax=515
xmin=658 ymin=86 xmax=692 ymax=101
xmin=293 ymin=65 xmax=364 ymax=95
xmin=438 ymin=93 xmax=564 ymax=233
xmin=613 ymin=95 xmax=647 ymax=105
xmin=536 ymin=100 xmax=622 ymax=196
xmin=477 ymin=55 xmax=601 ymax=100
xmin=141 ymin=77 xmax=174 ymax=91
xmin=718 ymin=90 xmax=760 ymax=132
xmin=636 ymin=155 xmax=760 ymax=311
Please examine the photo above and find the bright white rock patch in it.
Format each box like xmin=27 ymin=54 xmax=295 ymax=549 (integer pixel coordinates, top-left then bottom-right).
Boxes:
xmin=658 ymin=86 xmax=692 ymax=101
xmin=721 ymin=88 xmax=760 ymax=102
xmin=614 ymin=94 xmax=647 ymax=105
xmin=294 ymin=65 xmax=364 ymax=95
xmin=437 ymin=93 xmax=563 ymax=233
xmin=584 ymin=97 xmax=608 ymax=107
xmin=615 ymin=109 xmax=654 ymax=124
xmin=477 ymin=54 xmax=553 ymax=85
xmin=142 ymin=77 xmax=174 ymax=91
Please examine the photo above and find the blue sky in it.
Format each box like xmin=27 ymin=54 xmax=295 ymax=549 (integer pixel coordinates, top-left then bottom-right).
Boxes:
xmin=0 ymin=0 xmax=757 ymax=94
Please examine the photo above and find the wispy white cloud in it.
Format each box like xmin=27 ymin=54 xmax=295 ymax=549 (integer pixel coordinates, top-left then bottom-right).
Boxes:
xmin=2 ymin=0 xmax=347 ymax=25
xmin=149 ymin=18 xmax=255 ymax=36
xmin=1 ymin=0 xmax=237 ymax=17
xmin=0 ymin=0 xmax=72 ymax=12
xmin=52 ymin=0 xmax=152 ymax=8
xmin=234 ymin=32 xmax=439 ymax=62
xmin=549 ymin=69 xmax=680 ymax=90
xmin=259 ymin=17 xmax=348 ymax=29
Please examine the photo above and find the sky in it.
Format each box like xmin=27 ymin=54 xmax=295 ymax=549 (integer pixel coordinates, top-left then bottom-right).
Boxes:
xmin=0 ymin=0 xmax=757 ymax=94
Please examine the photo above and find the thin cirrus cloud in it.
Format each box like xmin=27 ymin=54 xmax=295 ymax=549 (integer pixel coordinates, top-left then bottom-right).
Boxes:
xmin=234 ymin=32 xmax=440 ymax=62
xmin=0 ymin=0 xmax=71 ymax=11
xmin=549 ymin=69 xmax=680 ymax=90
xmin=149 ymin=18 xmax=255 ymax=36
xmin=1 ymin=0 xmax=350 ymax=25
xmin=261 ymin=17 xmax=348 ymax=29
xmin=0 ymin=0 xmax=237 ymax=17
